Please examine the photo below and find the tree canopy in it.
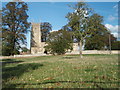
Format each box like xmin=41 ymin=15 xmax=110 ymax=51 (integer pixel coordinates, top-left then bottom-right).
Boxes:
xmin=84 ymin=14 xmax=117 ymax=50
xmin=111 ymin=41 xmax=120 ymax=50
xmin=2 ymin=2 xmax=30 ymax=56
xmin=40 ymin=22 xmax=52 ymax=42
xmin=44 ymin=30 xmax=73 ymax=55
xmin=65 ymin=2 xmax=117 ymax=57
xmin=66 ymin=2 xmax=93 ymax=57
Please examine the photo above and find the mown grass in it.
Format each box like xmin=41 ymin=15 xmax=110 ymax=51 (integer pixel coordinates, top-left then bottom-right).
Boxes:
xmin=2 ymin=54 xmax=120 ymax=88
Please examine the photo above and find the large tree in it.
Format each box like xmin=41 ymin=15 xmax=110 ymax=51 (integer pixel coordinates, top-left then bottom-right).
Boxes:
xmin=84 ymin=14 xmax=117 ymax=50
xmin=2 ymin=2 xmax=30 ymax=56
xmin=66 ymin=2 xmax=93 ymax=58
xmin=45 ymin=30 xmax=73 ymax=55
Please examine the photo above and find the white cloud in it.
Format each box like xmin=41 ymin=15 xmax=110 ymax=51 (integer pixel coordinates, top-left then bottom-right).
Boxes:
xmin=105 ymin=24 xmax=120 ymax=39
xmin=112 ymin=32 xmax=118 ymax=38
xmin=50 ymin=30 xmax=58 ymax=32
xmin=107 ymin=4 xmax=118 ymax=22
xmin=112 ymin=32 xmax=120 ymax=40
xmin=113 ymin=5 xmax=118 ymax=9
xmin=105 ymin=24 xmax=118 ymax=32
xmin=107 ymin=15 xmax=117 ymax=21
xmin=113 ymin=4 xmax=118 ymax=12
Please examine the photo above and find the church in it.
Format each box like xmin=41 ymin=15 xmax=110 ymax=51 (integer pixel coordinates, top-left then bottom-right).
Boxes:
xmin=31 ymin=23 xmax=79 ymax=54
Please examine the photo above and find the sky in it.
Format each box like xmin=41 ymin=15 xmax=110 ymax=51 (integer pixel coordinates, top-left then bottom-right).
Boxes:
xmin=2 ymin=2 xmax=119 ymax=49
xmin=1 ymin=0 xmax=119 ymax=2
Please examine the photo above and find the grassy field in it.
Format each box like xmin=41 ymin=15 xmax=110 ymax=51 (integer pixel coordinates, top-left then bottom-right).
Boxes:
xmin=2 ymin=54 xmax=120 ymax=88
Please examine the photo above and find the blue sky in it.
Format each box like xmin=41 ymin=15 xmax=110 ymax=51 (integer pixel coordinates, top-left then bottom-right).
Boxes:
xmin=27 ymin=2 xmax=118 ymax=29
xmin=2 ymin=2 xmax=119 ymax=49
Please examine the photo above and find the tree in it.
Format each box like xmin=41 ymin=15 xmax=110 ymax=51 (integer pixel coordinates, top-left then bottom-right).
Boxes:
xmin=40 ymin=22 xmax=52 ymax=42
xmin=84 ymin=34 xmax=116 ymax=50
xmin=111 ymin=41 xmax=120 ymax=50
xmin=2 ymin=1 xmax=30 ymax=56
xmin=21 ymin=47 xmax=29 ymax=52
xmin=66 ymin=2 xmax=93 ymax=58
xmin=84 ymin=14 xmax=117 ymax=50
xmin=45 ymin=30 xmax=73 ymax=55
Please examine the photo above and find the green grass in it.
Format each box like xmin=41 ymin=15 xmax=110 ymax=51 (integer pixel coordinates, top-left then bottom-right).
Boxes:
xmin=2 ymin=54 xmax=120 ymax=88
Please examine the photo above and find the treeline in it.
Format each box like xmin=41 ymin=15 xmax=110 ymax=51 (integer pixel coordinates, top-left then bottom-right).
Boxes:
xmin=2 ymin=1 xmax=119 ymax=56
xmin=44 ymin=2 xmax=119 ymax=56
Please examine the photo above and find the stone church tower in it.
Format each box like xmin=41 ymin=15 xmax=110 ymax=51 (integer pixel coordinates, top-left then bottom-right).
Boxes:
xmin=31 ymin=23 xmax=45 ymax=54
xmin=30 ymin=22 xmax=79 ymax=54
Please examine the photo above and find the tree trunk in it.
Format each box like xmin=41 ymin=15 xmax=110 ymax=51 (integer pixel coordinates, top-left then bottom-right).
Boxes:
xmin=11 ymin=39 xmax=15 ymax=56
xmin=78 ymin=40 xmax=83 ymax=58
xmin=79 ymin=40 xmax=83 ymax=58
xmin=11 ymin=34 xmax=16 ymax=56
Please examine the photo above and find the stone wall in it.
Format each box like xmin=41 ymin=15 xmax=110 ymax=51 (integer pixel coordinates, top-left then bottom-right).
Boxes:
xmin=31 ymin=42 xmax=46 ymax=54
xmin=66 ymin=50 xmax=119 ymax=54
xmin=1 ymin=50 xmax=119 ymax=59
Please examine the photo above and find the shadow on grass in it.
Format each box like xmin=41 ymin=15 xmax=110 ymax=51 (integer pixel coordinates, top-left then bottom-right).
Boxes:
xmin=62 ymin=56 xmax=78 ymax=59
xmin=2 ymin=63 xmax=43 ymax=88
xmin=3 ymin=80 xmax=119 ymax=88
xmin=1 ymin=59 xmax=23 ymax=66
